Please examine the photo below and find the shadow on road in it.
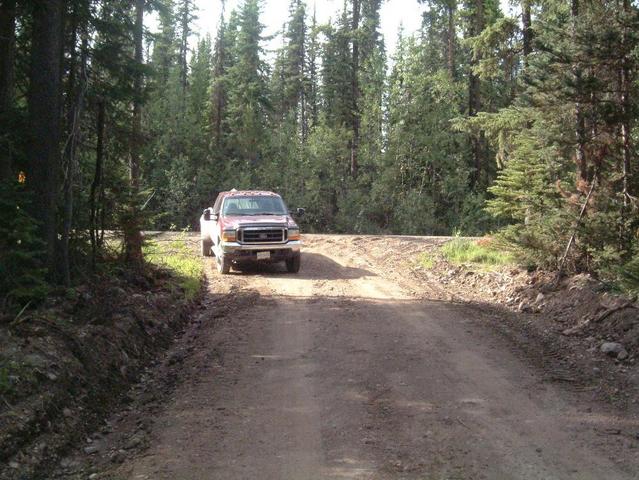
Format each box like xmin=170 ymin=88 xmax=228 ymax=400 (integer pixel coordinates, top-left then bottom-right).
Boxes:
xmin=229 ymin=252 xmax=376 ymax=281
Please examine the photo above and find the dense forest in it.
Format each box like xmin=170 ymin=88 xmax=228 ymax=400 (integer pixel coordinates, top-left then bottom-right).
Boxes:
xmin=1 ymin=0 xmax=638 ymax=304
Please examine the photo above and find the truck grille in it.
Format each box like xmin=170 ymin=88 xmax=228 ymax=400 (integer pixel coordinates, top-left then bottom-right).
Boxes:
xmin=238 ymin=228 xmax=285 ymax=244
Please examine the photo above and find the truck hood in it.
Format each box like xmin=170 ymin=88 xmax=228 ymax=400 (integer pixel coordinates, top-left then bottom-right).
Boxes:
xmin=220 ymin=215 xmax=296 ymax=229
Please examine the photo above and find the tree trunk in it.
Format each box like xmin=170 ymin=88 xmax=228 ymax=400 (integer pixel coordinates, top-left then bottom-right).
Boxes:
xmin=522 ymin=0 xmax=532 ymax=67
xmin=350 ymin=0 xmax=361 ymax=178
xmin=468 ymin=0 xmax=485 ymax=187
xmin=179 ymin=0 xmax=190 ymax=109
xmin=90 ymin=99 xmax=105 ymax=270
xmin=61 ymin=3 xmax=77 ymax=286
xmin=308 ymin=7 xmax=319 ymax=129
xmin=27 ymin=0 xmax=64 ymax=277
xmin=620 ymin=0 xmax=631 ymax=208
xmin=0 ymin=0 xmax=16 ymax=181
xmin=618 ymin=0 xmax=632 ymax=252
xmin=212 ymin=6 xmax=226 ymax=149
xmin=571 ymin=0 xmax=588 ymax=185
xmin=446 ymin=0 xmax=456 ymax=79
xmin=131 ymin=0 xmax=143 ymax=191
xmin=61 ymin=18 xmax=88 ymax=285
xmin=300 ymin=26 xmax=308 ymax=143
xmin=125 ymin=0 xmax=144 ymax=266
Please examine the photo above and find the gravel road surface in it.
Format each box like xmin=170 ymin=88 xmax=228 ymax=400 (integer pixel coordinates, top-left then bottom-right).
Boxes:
xmin=111 ymin=234 xmax=638 ymax=480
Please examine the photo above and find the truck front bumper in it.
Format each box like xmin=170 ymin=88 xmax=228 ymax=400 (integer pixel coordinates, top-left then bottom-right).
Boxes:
xmin=220 ymin=240 xmax=301 ymax=262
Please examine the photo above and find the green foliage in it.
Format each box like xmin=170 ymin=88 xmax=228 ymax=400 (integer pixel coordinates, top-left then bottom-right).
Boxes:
xmin=270 ymin=0 xmax=307 ymax=121
xmin=418 ymin=252 xmax=435 ymax=269
xmin=493 ymin=221 xmax=566 ymax=269
xmin=138 ymin=0 xmax=503 ymax=238
xmin=224 ymin=0 xmax=270 ymax=165
xmin=441 ymin=237 xmax=514 ymax=268
xmin=299 ymin=122 xmax=351 ymax=231
xmin=471 ymin=0 xmax=639 ymax=280
xmin=618 ymin=252 xmax=639 ymax=294
xmin=379 ymin=36 xmax=481 ymax=235
xmin=5 ymin=0 xmax=637 ymax=297
xmin=0 ymin=183 xmax=48 ymax=308
xmin=143 ymin=234 xmax=204 ymax=300
xmin=467 ymin=17 xmax=519 ymax=81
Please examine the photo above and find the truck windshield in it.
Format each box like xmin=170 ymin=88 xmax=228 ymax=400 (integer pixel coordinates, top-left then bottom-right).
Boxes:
xmin=222 ymin=196 xmax=288 ymax=216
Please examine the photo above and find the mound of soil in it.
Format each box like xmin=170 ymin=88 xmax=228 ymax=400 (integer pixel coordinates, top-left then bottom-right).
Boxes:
xmin=422 ymin=258 xmax=639 ymax=359
xmin=0 ymin=265 xmax=198 ymax=480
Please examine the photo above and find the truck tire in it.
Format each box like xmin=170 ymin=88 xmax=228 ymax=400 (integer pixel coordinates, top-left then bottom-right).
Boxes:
xmin=216 ymin=254 xmax=231 ymax=274
xmin=201 ymin=237 xmax=213 ymax=257
xmin=286 ymin=254 xmax=301 ymax=273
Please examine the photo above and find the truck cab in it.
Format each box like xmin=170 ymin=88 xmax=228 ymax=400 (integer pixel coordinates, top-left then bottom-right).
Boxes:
xmin=200 ymin=190 xmax=304 ymax=274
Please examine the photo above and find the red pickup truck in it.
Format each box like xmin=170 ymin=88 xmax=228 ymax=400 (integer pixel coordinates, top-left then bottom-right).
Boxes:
xmin=200 ymin=190 xmax=304 ymax=274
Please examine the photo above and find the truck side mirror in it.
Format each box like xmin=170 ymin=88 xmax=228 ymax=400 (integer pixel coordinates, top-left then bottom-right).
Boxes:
xmin=296 ymin=207 xmax=305 ymax=217
xmin=203 ymin=209 xmax=211 ymax=221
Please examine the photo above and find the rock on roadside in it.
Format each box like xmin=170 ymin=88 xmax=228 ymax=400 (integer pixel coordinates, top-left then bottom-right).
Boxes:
xmin=600 ymin=342 xmax=629 ymax=360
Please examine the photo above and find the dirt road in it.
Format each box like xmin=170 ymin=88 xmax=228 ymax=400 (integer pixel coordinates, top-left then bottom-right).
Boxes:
xmin=110 ymin=235 xmax=638 ymax=480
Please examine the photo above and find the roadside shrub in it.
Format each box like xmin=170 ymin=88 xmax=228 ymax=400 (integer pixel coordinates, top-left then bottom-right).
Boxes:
xmin=455 ymin=192 xmax=500 ymax=236
xmin=491 ymin=208 xmax=572 ymax=270
xmin=618 ymin=250 xmax=639 ymax=295
xmin=390 ymin=190 xmax=440 ymax=235
xmin=0 ymin=182 xmax=48 ymax=309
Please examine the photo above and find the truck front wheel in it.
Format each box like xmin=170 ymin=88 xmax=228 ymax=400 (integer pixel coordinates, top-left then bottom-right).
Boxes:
xmin=217 ymin=254 xmax=231 ymax=274
xmin=201 ymin=237 xmax=213 ymax=257
xmin=286 ymin=254 xmax=301 ymax=273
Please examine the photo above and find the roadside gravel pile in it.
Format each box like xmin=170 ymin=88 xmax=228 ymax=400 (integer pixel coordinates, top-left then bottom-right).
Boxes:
xmin=0 ymin=266 xmax=197 ymax=480
xmin=418 ymin=257 xmax=639 ymax=359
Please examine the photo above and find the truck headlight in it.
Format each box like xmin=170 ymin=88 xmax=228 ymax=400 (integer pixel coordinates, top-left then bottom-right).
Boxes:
xmin=221 ymin=229 xmax=236 ymax=242
xmin=288 ymin=228 xmax=300 ymax=241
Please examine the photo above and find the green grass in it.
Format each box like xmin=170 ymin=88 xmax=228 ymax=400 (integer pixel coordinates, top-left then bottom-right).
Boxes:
xmin=440 ymin=237 xmax=514 ymax=269
xmin=144 ymin=236 xmax=204 ymax=300
xmin=418 ymin=252 xmax=435 ymax=269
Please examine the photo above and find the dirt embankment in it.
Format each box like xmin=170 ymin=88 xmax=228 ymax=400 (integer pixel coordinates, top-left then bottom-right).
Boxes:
xmin=0 ymin=260 xmax=199 ymax=480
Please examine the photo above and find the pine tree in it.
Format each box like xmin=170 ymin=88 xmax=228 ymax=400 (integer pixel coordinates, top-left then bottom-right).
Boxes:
xmin=477 ymin=0 xmax=639 ymax=271
xmin=381 ymin=34 xmax=472 ymax=234
xmin=123 ymin=0 xmax=145 ymax=266
xmin=357 ymin=0 xmax=385 ymax=175
xmin=151 ymin=0 xmax=178 ymax=86
xmin=210 ymin=6 xmax=235 ymax=150
xmin=305 ymin=6 xmax=320 ymax=131
xmin=321 ymin=12 xmax=353 ymax=128
xmin=0 ymin=0 xmax=16 ymax=181
xmin=190 ymin=35 xmax=212 ymax=126
xmin=283 ymin=0 xmax=306 ymax=122
xmin=26 ymin=0 xmax=65 ymax=276
xmin=0 ymin=183 xmax=48 ymax=306
xmin=420 ymin=0 xmax=452 ymax=76
xmin=176 ymin=0 xmax=197 ymax=105
xmin=225 ymin=0 xmax=269 ymax=170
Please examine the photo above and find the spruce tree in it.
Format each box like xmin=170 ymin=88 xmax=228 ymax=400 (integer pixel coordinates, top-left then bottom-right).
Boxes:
xmin=225 ymin=0 xmax=269 ymax=171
